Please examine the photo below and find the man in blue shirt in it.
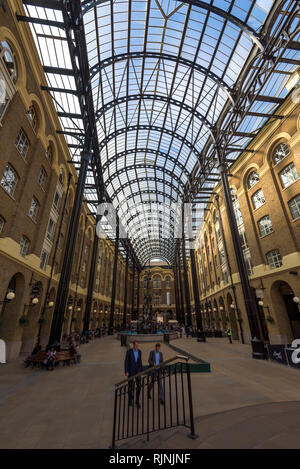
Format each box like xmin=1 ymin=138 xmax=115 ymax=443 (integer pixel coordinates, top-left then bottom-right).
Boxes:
xmin=148 ymin=343 xmax=164 ymax=404
xmin=124 ymin=341 xmax=143 ymax=407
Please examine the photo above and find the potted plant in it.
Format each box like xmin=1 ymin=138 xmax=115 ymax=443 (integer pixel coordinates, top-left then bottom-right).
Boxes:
xmin=38 ymin=317 xmax=45 ymax=325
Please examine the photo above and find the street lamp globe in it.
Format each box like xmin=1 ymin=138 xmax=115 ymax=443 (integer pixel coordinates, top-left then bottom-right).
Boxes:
xmin=258 ymin=300 xmax=264 ymax=307
xmin=230 ymin=303 xmax=235 ymax=309
xmin=32 ymin=297 xmax=39 ymax=305
xmin=6 ymin=291 xmax=15 ymax=301
xmin=293 ymin=296 xmax=300 ymax=304
xmin=48 ymin=301 xmax=54 ymax=308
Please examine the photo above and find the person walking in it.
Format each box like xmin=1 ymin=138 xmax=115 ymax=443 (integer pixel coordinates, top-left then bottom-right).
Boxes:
xmin=147 ymin=343 xmax=164 ymax=405
xmin=226 ymin=327 xmax=232 ymax=344
xmin=124 ymin=341 xmax=143 ymax=408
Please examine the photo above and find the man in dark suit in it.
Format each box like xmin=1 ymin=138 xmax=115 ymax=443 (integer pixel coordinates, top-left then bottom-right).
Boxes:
xmin=148 ymin=343 xmax=164 ymax=404
xmin=124 ymin=341 xmax=143 ymax=407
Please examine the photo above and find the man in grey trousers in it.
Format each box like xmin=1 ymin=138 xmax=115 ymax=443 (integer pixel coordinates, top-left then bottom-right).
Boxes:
xmin=148 ymin=343 xmax=164 ymax=404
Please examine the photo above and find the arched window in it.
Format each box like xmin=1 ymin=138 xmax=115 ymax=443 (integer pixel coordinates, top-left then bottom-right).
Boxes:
xmin=247 ymin=171 xmax=259 ymax=189
xmin=0 ymin=41 xmax=18 ymax=120
xmin=45 ymin=145 xmax=53 ymax=164
xmin=0 ymin=215 xmax=5 ymax=233
xmin=0 ymin=41 xmax=18 ymax=83
xmin=165 ymin=276 xmax=171 ymax=289
xmin=231 ymin=188 xmax=237 ymax=202
xmin=273 ymin=143 xmax=290 ymax=165
xmin=258 ymin=215 xmax=273 ymax=237
xmin=58 ymin=168 xmax=64 ymax=187
xmin=153 ymin=275 xmax=161 ymax=289
xmin=27 ymin=105 xmax=38 ymax=131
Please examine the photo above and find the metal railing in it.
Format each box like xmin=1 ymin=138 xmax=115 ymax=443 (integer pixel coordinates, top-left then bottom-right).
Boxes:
xmin=111 ymin=355 xmax=197 ymax=448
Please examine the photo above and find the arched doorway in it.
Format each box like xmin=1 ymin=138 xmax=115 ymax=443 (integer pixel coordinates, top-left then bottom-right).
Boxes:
xmin=270 ymin=281 xmax=300 ymax=341
xmin=226 ymin=293 xmax=239 ymax=340
xmin=39 ymin=287 xmax=56 ymax=348
xmin=0 ymin=273 xmax=25 ymax=359
xmin=213 ymin=299 xmax=221 ymax=330
xmin=218 ymin=297 xmax=226 ymax=330
xmin=20 ymin=281 xmax=43 ymax=354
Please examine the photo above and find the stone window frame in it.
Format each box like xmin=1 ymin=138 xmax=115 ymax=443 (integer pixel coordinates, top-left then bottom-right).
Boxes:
xmin=15 ymin=128 xmax=30 ymax=160
xmin=288 ymin=194 xmax=300 ymax=221
xmin=247 ymin=170 xmax=260 ymax=190
xmin=258 ymin=215 xmax=273 ymax=237
xmin=0 ymin=41 xmax=18 ymax=122
xmin=1 ymin=164 xmax=18 ymax=197
xmin=272 ymin=142 xmax=290 ymax=166
xmin=20 ymin=235 xmax=30 ymax=258
xmin=40 ymin=249 xmax=49 ymax=270
xmin=251 ymin=188 xmax=265 ymax=210
xmin=38 ymin=166 xmax=48 ymax=190
xmin=45 ymin=217 xmax=56 ymax=243
xmin=278 ymin=162 xmax=299 ymax=189
xmin=28 ymin=196 xmax=40 ymax=222
xmin=27 ymin=105 xmax=38 ymax=132
xmin=266 ymin=249 xmax=282 ymax=269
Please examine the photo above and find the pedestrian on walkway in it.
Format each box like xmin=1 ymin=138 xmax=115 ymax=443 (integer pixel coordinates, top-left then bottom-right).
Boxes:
xmin=148 ymin=343 xmax=164 ymax=405
xmin=226 ymin=327 xmax=232 ymax=344
xmin=124 ymin=341 xmax=143 ymax=408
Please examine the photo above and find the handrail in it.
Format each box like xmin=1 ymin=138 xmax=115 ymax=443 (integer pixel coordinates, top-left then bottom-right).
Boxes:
xmin=115 ymin=354 xmax=189 ymax=387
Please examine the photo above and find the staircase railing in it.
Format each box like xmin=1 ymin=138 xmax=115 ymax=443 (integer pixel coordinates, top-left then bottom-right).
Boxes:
xmin=111 ymin=355 xmax=197 ymax=448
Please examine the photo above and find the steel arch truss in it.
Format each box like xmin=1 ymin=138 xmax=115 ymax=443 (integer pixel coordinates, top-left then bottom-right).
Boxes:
xmin=21 ymin=0 xmax=300 ymax=266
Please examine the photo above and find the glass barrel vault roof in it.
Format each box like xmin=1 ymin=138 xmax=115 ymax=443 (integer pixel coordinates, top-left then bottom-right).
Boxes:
xmin=23 ymin=0 xmax=300 ymax=266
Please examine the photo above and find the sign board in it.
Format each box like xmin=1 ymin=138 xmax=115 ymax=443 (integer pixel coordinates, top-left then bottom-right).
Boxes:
xmin=31 ymin=284 xmax=41 ymax=296
xmin=267 ymin=344 xmax=288 ymax=365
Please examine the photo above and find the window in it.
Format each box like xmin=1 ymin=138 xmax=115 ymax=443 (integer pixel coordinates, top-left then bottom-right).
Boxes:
xmin=38 ymin=167 xmax=47 ymax=189
xmin=29 ymin=197 xmax=40 ymax=222
xmin=166 ymin=276 xmax=171 ymax=289
xmin=153 ymin=275 xmax=161 ymax=288
xmin=52 ymin=191 xmax=61 ymax=212
xmin=273 ymin=143 xmax=290 ymax=165
xmin=243 ymin=248 xmax=253 ymax=276
xmin=214 ymin=254 xmax=218 ymax=267
xmin=258 ymin=216 xmax=273 ymax=237
xmin=1 ymin=164 xmax=18 ymax=196
xmin=84 ymin=243 xmax=89 ymax=255
xmin=166 ymin=291 xmax=171 ymax=306
xmin=15 ymin=129 xmax=29 ymax=159
xmin=82 ymin=260 xmax=87 ymax=272
xmin=266 ymin=250 xmax=282 ymax=269
xmin=20 ymin=236 xmax=30 ymax=257
xmin=153 ymin=294 xmax=161 ymax=306
xmin=231 ymin=189 xmax=238 ymax=202
xmin=0 ymin=41 xmax=17 ymax=83
xmin=0 ymin=215 xmax=4 ymax=233
xmin=234 ymin=207 xmax=243 ymax=226
xmin=288 ymin=195 xmax=300 ymax=220
xmin=252 ymin=189 xmax=265 ymax=209
xmin=46 ymin=218 xmax=56 ymax=242
xmin=220 ymin=248 xmax=225 ymax=264
xmin=247 ymin=171 xmax=259 ymax=189
xmin=27 ymin=105 xmax=37 ymax=131
xmin=239 ymin=231 xmax=249 ymax=250
xmin=58 ymin=169 xmax=64 ymax=187
xmin=40 ymin=249 xmax=49 ymax=270
xmin=45 ymin=145 xmax=53 ymax=164
xmin=279 ymin=163 xmax=299 ymax=189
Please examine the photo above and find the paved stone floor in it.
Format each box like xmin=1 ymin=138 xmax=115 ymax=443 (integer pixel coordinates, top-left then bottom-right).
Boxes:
xmin=1 ymin=336 xmax=300 ymax=448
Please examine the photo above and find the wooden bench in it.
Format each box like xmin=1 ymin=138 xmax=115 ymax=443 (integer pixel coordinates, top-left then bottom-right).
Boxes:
xmin=24 ymin=350 xmax=79 ymax=369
